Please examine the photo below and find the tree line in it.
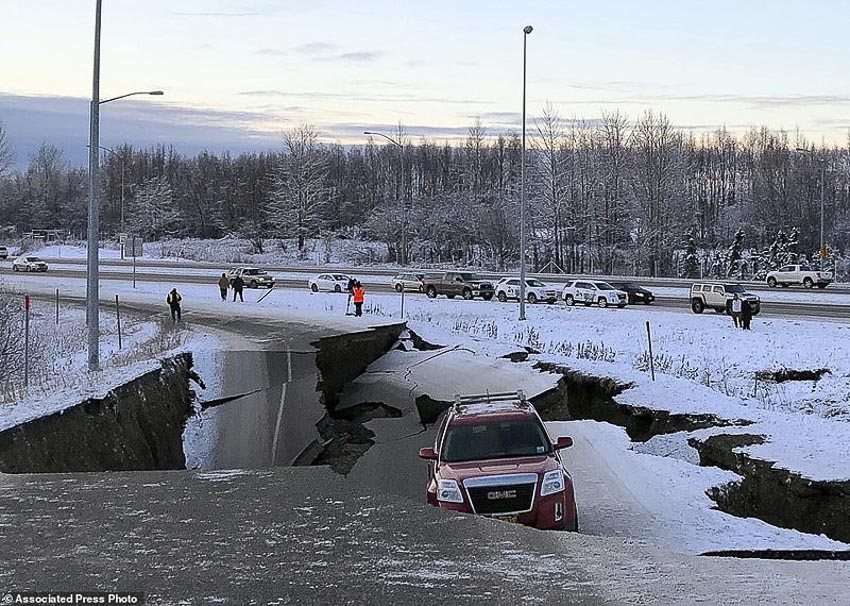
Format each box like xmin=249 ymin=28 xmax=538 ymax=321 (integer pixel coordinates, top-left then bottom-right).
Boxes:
xmin=1 ymin=109 xmax=849 ymax=276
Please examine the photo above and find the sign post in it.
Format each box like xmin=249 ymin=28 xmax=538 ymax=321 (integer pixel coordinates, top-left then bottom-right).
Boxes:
xmin=24 ymin=295 xmax=31 ymax=387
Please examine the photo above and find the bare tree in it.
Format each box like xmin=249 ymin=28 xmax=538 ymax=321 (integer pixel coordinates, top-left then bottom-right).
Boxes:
xmin=532 ymin=103 xmax=569 ymax=271
xmin=269 ymin=125 xmax=330 ymax=254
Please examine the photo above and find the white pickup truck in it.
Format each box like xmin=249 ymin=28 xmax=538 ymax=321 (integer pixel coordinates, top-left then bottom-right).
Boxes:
xmin=766 ymin=265 xmax=833 ymax=289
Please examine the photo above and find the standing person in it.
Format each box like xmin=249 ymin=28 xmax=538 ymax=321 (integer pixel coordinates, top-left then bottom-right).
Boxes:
xmin=232 ymin=275 xmax=245 ymax=302
xmin=741 ymin=298 xmax=753 ymax=330
xmin=352 ymin=281 xmax=365 ymax=317
xmin=167 ymin=288 xmax=183 ymax=323
xmin=729 ymin=293 xmax=742 ymax=328
xmin=218 ymin=273 xmax=230 ymax=301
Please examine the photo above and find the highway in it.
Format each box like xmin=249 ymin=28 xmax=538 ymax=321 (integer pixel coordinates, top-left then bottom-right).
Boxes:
xmin=34 ymin=255 xmax=850 ymax=294
xmin=11 ymin=258 xmax=850 ymax=321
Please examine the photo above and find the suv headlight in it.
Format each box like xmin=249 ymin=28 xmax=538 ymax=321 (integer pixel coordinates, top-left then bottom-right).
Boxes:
xmin=540 ymin=470 xmax=565 ymax=496
xmin=437 ymin=479 xmax=464 ymax=503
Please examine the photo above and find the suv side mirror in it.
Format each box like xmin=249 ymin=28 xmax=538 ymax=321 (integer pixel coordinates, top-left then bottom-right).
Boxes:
xmin=419 ymin=447 xmax=438 ymax=460
xmin=554 ymin=436 xmax=573 ymax=450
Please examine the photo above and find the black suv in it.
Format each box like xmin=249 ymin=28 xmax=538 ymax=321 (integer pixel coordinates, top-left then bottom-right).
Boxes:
xmin=607 ymin=281 xmax=655 ymax=305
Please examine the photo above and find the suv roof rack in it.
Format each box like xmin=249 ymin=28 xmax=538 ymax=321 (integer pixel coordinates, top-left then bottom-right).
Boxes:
xmin=453 ymin=390 xmax=528 ymax=410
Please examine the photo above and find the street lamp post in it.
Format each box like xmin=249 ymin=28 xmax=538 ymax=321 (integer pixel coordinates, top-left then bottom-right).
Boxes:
xmin=364 ymin=130 xmax=407 ymax=265
xmin=87 ymin=0 xmax=163 ymax=371
xmin=519 ymin=25 xmax=533 ymax=321
xmin=795 ymin=148 xmax=826 ymax=259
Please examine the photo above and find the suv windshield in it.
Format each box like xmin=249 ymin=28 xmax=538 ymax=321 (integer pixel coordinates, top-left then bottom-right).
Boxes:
xmin=595 ymin=282 xmax=615 ymax=290
xmin=245 ymin=268 xmax=262 ymax=275
xmin=527 ymin=279 xmax=545 ymax=287
xmin=441 ymin=419 xmax=552 ymax=462
xmin=333 ymin=274 xmax=349 ymax=280
xmin=724 ymin=284 xmax=746 ymax=293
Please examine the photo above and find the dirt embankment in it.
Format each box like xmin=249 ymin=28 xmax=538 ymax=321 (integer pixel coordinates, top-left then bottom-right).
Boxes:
xmin=0 ymin=354 xmax=197 ymax=473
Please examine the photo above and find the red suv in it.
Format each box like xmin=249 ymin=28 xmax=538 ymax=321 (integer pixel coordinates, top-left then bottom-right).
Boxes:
xmin=418 ymin=391 xmax=578 ymax=531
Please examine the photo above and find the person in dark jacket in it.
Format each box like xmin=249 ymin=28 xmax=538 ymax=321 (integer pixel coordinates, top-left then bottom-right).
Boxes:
xmin=218 ymin=273 xmax=230 ymax=301
xmin=741 ymin=299 xmax=753 ymax=330
xmin=167 ymin=288 xmax=183 ymax=323
xmin=232 ymin=275 xmax=245 ymax=302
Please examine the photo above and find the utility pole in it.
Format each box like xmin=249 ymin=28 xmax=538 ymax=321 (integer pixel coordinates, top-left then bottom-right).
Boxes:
xmin=519 ymin=25 xmax=533 ymax=321
xmin=363 ymin=130 xmax=406 ymax=265
xmin=86 ymin=0 xmax=103 ymax=371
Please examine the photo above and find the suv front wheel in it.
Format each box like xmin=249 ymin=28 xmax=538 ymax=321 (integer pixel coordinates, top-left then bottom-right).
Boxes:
xmin=426 ymin=286 xmax=437 ymax=298
xmin=691 ymin=298 xmax=705 ymax=314
xmin=462 ymin=288 xmax=473 ymax=300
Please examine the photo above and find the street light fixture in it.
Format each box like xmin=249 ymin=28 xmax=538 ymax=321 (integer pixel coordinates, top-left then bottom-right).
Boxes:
xmin=794 ymin=147 xmax=826 ymax=259
xmin=519 ymin=25 xmax=533 ymax=321
xmin=87 ymin=0 xmax=163 ymax=371
xmin=363 ymin=130 xmax=408 ymax=265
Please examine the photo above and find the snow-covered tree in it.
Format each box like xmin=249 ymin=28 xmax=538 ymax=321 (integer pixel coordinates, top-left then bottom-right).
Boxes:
xmin=681 ymin=227 xmax=700 ymax=278
xmin=268 ymin=125 xmax=330 ymax=253
xmin=128 ymin=176 xmax=181 ymax=240
xmin=726 ymin=229 xmax=745 ymax=277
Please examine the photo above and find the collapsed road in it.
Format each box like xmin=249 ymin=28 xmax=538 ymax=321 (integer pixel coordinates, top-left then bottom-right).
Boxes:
xmin=0 ymin=295 xmax=849 ymax=603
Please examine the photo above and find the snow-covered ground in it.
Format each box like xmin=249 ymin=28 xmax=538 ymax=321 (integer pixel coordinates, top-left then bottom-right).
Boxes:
xmin=4 ymin=270 xmax=849 ymax=546
xmin=0 ymin=293 xmax=227 ymax=432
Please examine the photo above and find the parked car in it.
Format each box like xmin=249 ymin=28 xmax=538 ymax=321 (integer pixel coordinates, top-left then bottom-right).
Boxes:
xmin=690 ymin=282 xmax=761 ymax=315
xmin=419 ymin=391 xmax=578 ymax=531
xmin=392 ymin=272 xmax=425 ymax=293
xmin=225 ymin=267 xmax=275 ymax=289
xmin=421 ymin=271 xmax=495 ymax=300
xmin=562 ymin=280 xmax=628 ymax=308
xmin=607 ymin=281 xmax=655 ymax=305
xmin=766 ymin=264 xmax=833 ymax=289
xmin=12 ymin=256 xmax=48 ymax=272
xmin=309 ymin=273 xmax=353 ymax=293
xmin=495 ymin=278 xmax=559 ymax=304
xmin=0 ymin=246 xmax=8 ymax=260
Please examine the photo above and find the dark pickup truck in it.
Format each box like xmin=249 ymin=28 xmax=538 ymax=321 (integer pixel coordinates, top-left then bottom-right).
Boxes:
xmin=422 ymin=271 xmax=495 ymax=300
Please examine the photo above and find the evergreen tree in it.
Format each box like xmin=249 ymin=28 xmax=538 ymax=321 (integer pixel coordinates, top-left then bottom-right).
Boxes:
xmin=681 ymin=227 xmax=700 ymax=278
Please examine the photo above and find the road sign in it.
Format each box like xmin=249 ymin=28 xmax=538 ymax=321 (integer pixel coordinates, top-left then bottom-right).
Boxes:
xmin=127 ymin=236 xmax=143 ymax=257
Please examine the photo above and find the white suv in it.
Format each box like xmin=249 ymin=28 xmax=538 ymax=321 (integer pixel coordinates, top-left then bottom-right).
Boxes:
xmin=562 ymin=280 xmax=627 ymax=308
xmin=690 ymin=283 xmax=761 ymax=315
xmin=495 ymin=278 xmax=559 ymax=304
xmin=12 ymin=256 xmax=49 ymax=272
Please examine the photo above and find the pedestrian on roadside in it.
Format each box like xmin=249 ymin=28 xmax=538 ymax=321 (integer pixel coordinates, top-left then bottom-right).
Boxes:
xmin=218 ymin=273 xmax=230 ymax=301
xmin=352 ymin=280 xmax=366 ymax=317
xmin=729 ymin=293 xmax=742 ymax=328
xmin=741 ymin=298 xmax=753 ymax=330
xmin=167 ymin=288 xmax=183 ymax=323
xmin=232 ymin=275 xmax=245 ymax=302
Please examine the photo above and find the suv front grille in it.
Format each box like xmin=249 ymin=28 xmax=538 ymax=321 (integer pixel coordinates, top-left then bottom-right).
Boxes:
xmin=466 ymin=482 xmax=536 ymax=515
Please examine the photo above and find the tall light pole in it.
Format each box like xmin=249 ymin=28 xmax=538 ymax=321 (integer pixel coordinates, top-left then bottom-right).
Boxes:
xmin=519 ymin=25 xmax=533 ymax=321
xmin=87 ymin=0 xmax=163 ymax=370
xmin=364 ymin=130 xmax=407 ymax=265
xmin=795 ymin=147 xmax=826 ymax=260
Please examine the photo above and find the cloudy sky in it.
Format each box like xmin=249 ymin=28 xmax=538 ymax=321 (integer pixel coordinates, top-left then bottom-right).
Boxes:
xmin=2 ymin=0 xmax=849 ymax=167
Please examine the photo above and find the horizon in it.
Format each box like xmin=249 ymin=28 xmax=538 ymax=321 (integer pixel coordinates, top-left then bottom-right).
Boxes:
xmin=3 ymin=0 xmax=850 ymax=167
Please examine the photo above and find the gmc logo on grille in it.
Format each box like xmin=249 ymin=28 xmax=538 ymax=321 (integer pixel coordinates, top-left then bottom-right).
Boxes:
xmin=486 ymin=490 xmax=517 ymax=500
